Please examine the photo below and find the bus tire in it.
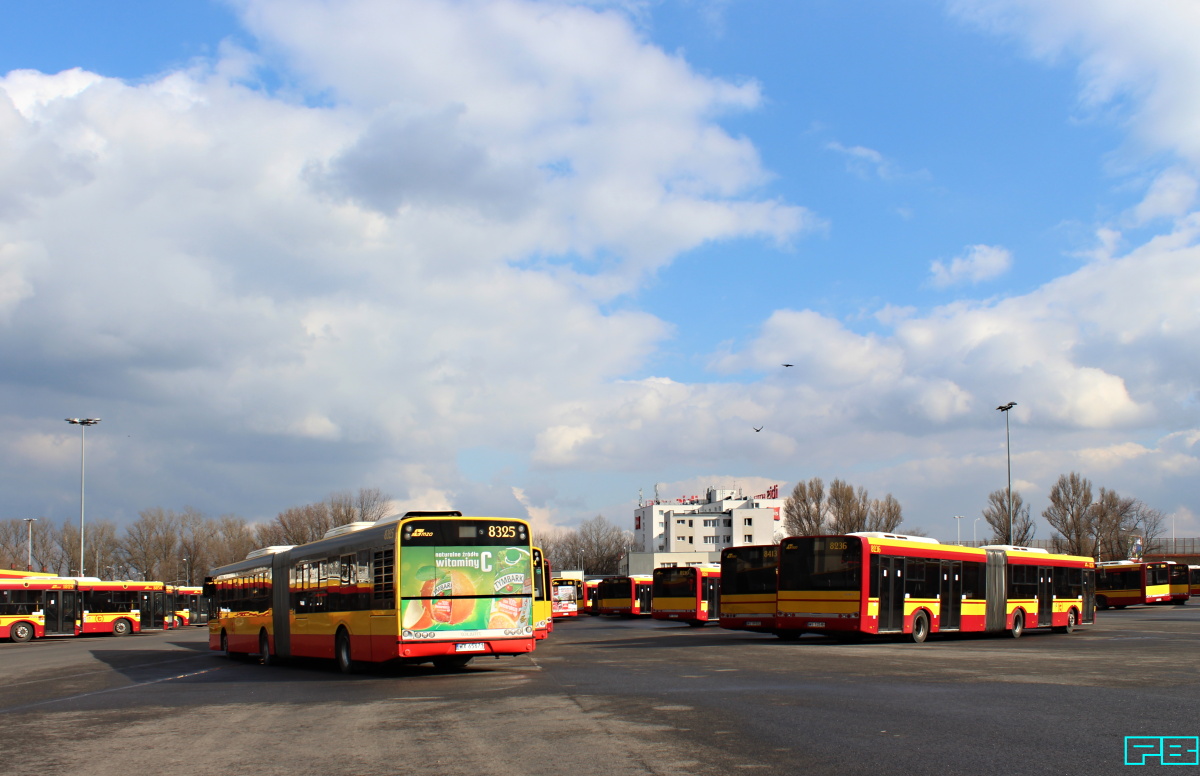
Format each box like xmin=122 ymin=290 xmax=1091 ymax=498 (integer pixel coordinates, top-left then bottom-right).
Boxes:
xmin=335 ymin=629 xmax=355 ymax=674
xmin=910 ymin=611 xmax=930 ymax=644
xmin=10 ymin=621 xmax=34 ymax=643
xmin=432 ymin=655 xmax=473 ymax=671
xmin=1096 ymin=595 xmax=1108 ymax=610
xmin=259 ymin=631 xmax=274 ymax=667
xmin=1009 ymin=611 xmax=1024 ymax=639
xmin=221 ymin=630 xmax=235 ymax=659
xmin=1056 ymin=609 xmax=1084 ymax=633
xmin=775 ymin=630 xmax=802 ymax=641
xmin=687 ymin=620 xmax=706 ymax=628
xmin=112 ymin=618 xmax=131 ymax=637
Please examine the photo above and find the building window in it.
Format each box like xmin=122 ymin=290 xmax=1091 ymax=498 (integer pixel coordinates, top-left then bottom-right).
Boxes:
xmin=703 ymin=519 xmax=718 ymax=527
xmin=688 ymin=537 xmax=693 ymax=544
xmin=743 ymin=518 xmax=753 ymax=526
xmin=723 ymin=518 xmax=732 ymax=527
xmin=744 ymin=534 xmax=753 ymax=542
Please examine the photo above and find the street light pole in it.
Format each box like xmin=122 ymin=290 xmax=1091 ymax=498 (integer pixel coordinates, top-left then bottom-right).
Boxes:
xmin=65 ymin=418 xmax=101 ymax=577
xmin=996 ymin=403 xmax=1017 ymax=545
xmin=974 ymin=517 xmax=982 ymax=544
xmin=183 ymin=557 xmax=190 ymax=586
xmin=23 ymin=518 xmax=37 ymax=571
xmin=954 ymin=515 xmax=964 ymax=546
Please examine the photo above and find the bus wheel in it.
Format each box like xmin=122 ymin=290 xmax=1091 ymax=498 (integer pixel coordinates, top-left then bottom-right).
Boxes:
xmin=335 ymin=630 xmax=355 ymax=674
xmin=1096 ymin=596 xmax=1108 ymax=610
xmin=687 ymin=620 xmax=706 ymax=628
xmin=221 ymin=630 xmax=234 ymax=658
xmin=774 ymin=630 xmax=801 ymax=641
xmin=1064 ymin=609 xmax=1077 ymax=634
xmin=112 ymin=618 xmax=131 ymax=637
xmin=10 ymin=621 xmax=34 ymax=643
xmin=259 ymin=631 xmax=274 ymax=667
xmin=910 ymin=612 xmax=929 ymax=644
xmin=432 ymin=656 xmax=473 ymax=671
xmin=1009 ymin=612 xmax=1024 ymax=639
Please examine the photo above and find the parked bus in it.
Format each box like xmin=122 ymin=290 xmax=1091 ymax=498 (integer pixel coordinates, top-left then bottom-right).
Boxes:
xmin=583 ymin=579 xmax=601 ymax=615
xmin=0 ymin=576 xmax=80 ymax=642
xmin=551 ymin=577 xmax=583 ymax=618
xmin=171 ymin=585 xmax=211 ymax=626
xmin=0 ymin=568 xmax=56 ymax=579
xmin=651 ymin=566 xmax=721 ymax=626
xmin=596 ymin=575 xmax=653 ymax=616
xmin=1191 ymin=566 xmax=1200 ymax=598
xmin=1095 ymin=560 xmax=1189 ymax=608
xmin=718 ymin=544 xmax=779 ymax=634
xmin=206 ymin=511 xmax=537 ymax=672
xmin=776 ymin=533 xmax=1095 ymax=643
xmin=532 ymin=547 xmax=553 ymax=640
xmin=77 ymin=579 xmax=178 ymax=635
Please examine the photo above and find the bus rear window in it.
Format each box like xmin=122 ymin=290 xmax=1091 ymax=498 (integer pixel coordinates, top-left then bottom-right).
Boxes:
xmin=779 ymin=537 xmax=862 ymax=592
xmin=721 ymin=547 xmax=778 ymax=595
xmin=653 ymin=568 xmax=695 ymax=597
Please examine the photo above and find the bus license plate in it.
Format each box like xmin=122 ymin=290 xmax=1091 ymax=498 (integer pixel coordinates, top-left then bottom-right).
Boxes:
xmin=807 ymin=621 xmax=825 ymax=628
xmin=455 ymin=642 xmax=486 ymax=652
xmin=745 ymin=621 xmax=761 ymax=627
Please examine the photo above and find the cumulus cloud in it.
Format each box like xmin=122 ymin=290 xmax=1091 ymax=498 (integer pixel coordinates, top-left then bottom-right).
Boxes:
xmin=928 ymin=244 xmax=1013 ymax=288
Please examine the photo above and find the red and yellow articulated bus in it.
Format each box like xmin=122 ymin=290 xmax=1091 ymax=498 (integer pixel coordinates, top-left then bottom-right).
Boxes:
xmin=207 ymin=512 xmax=537 ymax=672
xmin=718 ymin=544 xmax=779 ymax=635
xmin=1 ymin=577 xmax=80 ymax=642
xmin=1095 ymin=560 xmax=1190 ymax=608
xmin=583 ymin=579 xmax=602 ymax=615
xmin=532 ymin=547 xmax=553 ymax=640
xmin=775 ymin=533 xmax=1095 ymax=643
xmin=651 ymin=566 xmax=721 ymax=626
xmin=596 ymin=575 xmax=653 ymax=617
xmin=171 ymin=585 xmax=211 ymax=626
xmin=551 ymin=577 xmax=583 ymax=618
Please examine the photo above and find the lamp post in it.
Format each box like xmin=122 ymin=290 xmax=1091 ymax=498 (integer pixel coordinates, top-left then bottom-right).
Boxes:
xmin=974 ymin=517 xmax=982 ymax=544
xmin=183 ymin=557 xmax=190 ymax=586
xmin=996 ymin=402 xmax=1017 ymax=545
xmin=65 ymin=418 xmax=101 ymax=577
xmin=23 ymin=518 xmax=37 ymax=570
xmin=954 ymin=515 xmax=964 ymax=545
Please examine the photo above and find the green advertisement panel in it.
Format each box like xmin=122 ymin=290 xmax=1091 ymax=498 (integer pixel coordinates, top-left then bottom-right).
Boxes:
xmin=399 ymin=545 xmax=533 ymax=640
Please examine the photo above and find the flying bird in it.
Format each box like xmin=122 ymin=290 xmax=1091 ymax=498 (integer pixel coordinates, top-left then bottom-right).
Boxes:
xmin=782 ymin=363 xmax=793 ymax=367
xmin=753 ymin=426 xmax=763 ymax=432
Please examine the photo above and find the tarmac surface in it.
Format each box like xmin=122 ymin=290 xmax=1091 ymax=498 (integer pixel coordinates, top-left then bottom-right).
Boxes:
xmin=2 ymin=605 xmax=1198 ymax=775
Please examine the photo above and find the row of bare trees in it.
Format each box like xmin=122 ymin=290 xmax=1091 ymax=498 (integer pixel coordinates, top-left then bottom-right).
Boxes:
xmin=1040 ymin=472 xmax=1164 ymax=559
xmin=782 ymin=477 xmax=905 ymax=537
xmin=537 ymin=515 xmax=633 ymax=575
xmin=0 ymin=488 xmax=391 ymax=582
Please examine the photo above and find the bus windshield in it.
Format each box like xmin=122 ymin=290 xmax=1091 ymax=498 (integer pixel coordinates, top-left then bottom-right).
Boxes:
xmin=398 ymin=519 xmax=533 ymax=637
xmin=779 ymin=537 xmax=862 ymax=592
xmin=721 ymin=547 xmax=777 ymax=595
xmin=652 ymin=568 xmax=695 ymax=597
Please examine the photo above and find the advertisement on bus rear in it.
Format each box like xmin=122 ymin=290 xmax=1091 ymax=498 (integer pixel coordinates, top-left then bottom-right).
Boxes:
xmin=399 ymin=545 xmax=534 ymax=640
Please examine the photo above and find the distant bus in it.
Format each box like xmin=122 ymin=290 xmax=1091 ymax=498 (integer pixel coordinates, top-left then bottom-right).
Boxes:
xmin=0 ymin=577 xmax=80 ymax=642
xmin=171 ymin=585 xmax=211 ymax=626
xmin=596 ymin=575 xmax=653 ymax=617
xmin=77 ymin=579 xmax=177 ymax=636
xmin=776 ymin=533 xmax=1095 ymax=642
xmin=718 ymin=544 xmax=779 ymax=634
xmin=551 ymin=578 xmax=583 ymax=618
xmin=1095 ymin=560 xmax=1189 ymax=608
xmin=207 ymin=512 xmax=537 ymax=671
xmin=583 ymin=579 xmax=601 ymax=615
xmin=532 ymin=547 xmax=553 ymax=640
xmin=1191 ymin=566 xmax=1200 ymax=598
xmin=651 ymin=566 xmax=721 ymax=626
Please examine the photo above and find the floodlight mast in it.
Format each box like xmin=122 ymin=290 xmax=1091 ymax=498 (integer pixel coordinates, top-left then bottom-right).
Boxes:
xmin=65 ymin=418 xmax=101 ymax=576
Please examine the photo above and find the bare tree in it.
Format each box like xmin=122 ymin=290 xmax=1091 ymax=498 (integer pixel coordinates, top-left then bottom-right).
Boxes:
xmin=210 ymin=514 xmax=256 ymax=568
xmin=981 ymin=489 xmax=1036 ymax=546
xmin=866 ymin=494 xmax=904 ymax=532
xmin=547 ymin=515 xmax=632 ymax=575
xmin=328 ymin=491 xmax=357 ymax=525
xmin=119 ymin=508 xmax=182 ymax=580
xmin=783 ymin=478 xmax=826 ymax=536
xmin=827 ymin=479 xmax=872 ymax=534
xmin=355 ymin=487 xmax=392 ymax=522
xmin=1043 ymin=472 xmax=1094 ymax=556
xmin=1090 ymin=487 xmax=1139 ymax=560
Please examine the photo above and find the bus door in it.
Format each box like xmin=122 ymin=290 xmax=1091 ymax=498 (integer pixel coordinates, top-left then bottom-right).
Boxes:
xmin=1037 ymin=567 xmax=1053 ymax=627
xmin=939 ymin=561 xmax=961 ymax=630
xmin=636 ymin=583 xmax=653 ymax=613
xmin=42 ymin=590 xmax=79 ymax=635
xmin=703 ymin=577 xmax=721 ymax=618
xmin=877 ymin=557 xmax=905 ymax=632
xmin=1082 ymin=569 xmax=1096 ymax=623
xmin=140 ymin=592 xmax=167 ymax=630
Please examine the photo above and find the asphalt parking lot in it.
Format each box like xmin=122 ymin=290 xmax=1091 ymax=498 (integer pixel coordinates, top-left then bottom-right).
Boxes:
xmin=2 ymin=605 xmax=1197 ymax=775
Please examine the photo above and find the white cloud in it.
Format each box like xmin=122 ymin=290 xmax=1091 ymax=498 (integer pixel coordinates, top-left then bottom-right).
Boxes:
xmin=928 ymin=244 xmax=1013 ymax=288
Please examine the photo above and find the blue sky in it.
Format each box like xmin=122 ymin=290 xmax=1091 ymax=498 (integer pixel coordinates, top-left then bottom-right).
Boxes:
xmin=1 ymin=0 xmax=1198 ymax=543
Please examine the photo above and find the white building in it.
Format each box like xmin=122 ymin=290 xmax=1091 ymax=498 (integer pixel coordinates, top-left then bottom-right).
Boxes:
xmin=633 ymin=485 xmax=785 ymax=554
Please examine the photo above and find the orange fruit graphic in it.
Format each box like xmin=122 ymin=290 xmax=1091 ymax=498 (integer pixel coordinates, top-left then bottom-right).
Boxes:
xmin=430 ymin=570 xmax=477 ymax=625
